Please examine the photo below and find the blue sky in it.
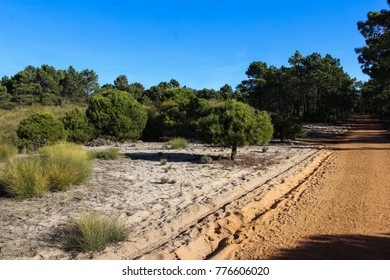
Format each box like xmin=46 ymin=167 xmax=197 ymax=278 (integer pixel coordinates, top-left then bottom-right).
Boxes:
xmin=0 ymin=0 xmax=388 ymax=90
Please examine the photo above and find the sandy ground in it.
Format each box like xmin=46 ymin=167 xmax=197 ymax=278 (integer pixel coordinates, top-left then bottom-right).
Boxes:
xmin=0 ymin=124 xmax=349 ymax=260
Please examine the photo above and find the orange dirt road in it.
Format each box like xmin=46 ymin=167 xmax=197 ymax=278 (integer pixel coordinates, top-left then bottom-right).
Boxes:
xmin=234 ymin=116 xmax=390 ymax=259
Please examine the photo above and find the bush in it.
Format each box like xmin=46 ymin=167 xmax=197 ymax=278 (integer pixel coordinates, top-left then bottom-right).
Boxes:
xmin=199 ymin=100 xmax=273 ymax=160
xmin=61 ymin=212 xmax=130 ymax=252
xmin=17 ymin=112 xmax=66 ymax=150
xmin=271 ymin=114 xmax=304 ymax=141
xmin=62 ymin=108 xmax=95 ymax=143
xmin=0 ymin=144 xmax=17 ymax=162
xmin=0 ymin=156 xmax=48 ymax=198
xmin=86 ymin=89 xmax=147 ymax=142
xmin=40 ymin=93 xmax=62 ymax=106
xmin=199 ymin=155 xmax=213 ymax=164
xmin=40 ymin=143 xmax=91 ymax=191
xmin=166 ymin=137 xmax=188 ymax=149
xmin=88 ymin=148 xmax=121 ymax=160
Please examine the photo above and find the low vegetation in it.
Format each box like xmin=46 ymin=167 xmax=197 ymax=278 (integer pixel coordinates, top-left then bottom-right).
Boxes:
xmin=0 ymin=104 xmax=84 ymax=145
xmin=199 ymin=155 xmax=213 ymax=164
xmin=88 ymin=148 xmax=122 ymax=160
xmin=40 ymin=143 xmax=91 ymax=191
xmin=0 ymin=144 xmax=17 ymax=162
xmin=165 ymin=137 xmax=188 ymax=149
xmin=61 ymin=212 xmax=130 ymax=252
xmin=17 ymin=112 xmax=67 ymax=150
xmin=271 ymin=114 xmax=304 ymax=141
xmin=0 ymin=143 xmax=91 ymax=197
xmin=0 ymin=156 xmax=49 ymax=198
xmin=62 ymin=108 xmax=95 ymax=143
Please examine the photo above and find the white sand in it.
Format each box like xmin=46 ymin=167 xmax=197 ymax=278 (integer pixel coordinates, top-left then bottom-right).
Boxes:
xmin=0 ymin=135 xmax=338 ymax=259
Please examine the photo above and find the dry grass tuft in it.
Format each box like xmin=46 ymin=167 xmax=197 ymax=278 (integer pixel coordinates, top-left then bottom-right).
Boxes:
xmin=0 ymin=144 xmax=17 ymax=162
xmin=40 ymin=143 xmax=91 ymax=191
xmin=61 ymin=212 xmax=130 ymax=252
xmin=88 ymin=148 xmax=122 ymax=160
xmin=0 ymin=156 xmax=48 ymax=198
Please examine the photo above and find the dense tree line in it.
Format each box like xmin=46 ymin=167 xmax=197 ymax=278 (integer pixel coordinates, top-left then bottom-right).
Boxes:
xmin=238 ymin=51 xmax=357 ymax=122
xmin=0 ymin=65 xmax=99 ymax=107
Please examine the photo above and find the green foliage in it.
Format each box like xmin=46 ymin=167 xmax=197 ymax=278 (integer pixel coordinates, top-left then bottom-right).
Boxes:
xmin=0 ymin=104 xmax=85 ymax=145
xmin=199 ymin=100 xmax=273 ymax=160
xmin=40 ymin=143 xmax=91 ymax=191
xmin=0 ymin=85 xmax=14 ymax=109
xmin=141 ymin=86 xmax=200 ymax=139
xmin=166 ymin=137 xmax=188 ymax=149
xmin=11 ymin=94 xmax=39 ymax=105
xmin=271 ymin=114 xmax=304 ymax=141
xmin=114 ymin=75 xmax=130 ymax=92
xmin=158 ymin=88 xmax=197 ymax=138
xmin=0 ymin=144 xmax=17 ymax=162
xmin=0 ymin=156 xmax=49 ymax=198
xmin=141 ymin=104 xmax=163 ymax=140
xmin=240 ymin=51 xmax=357 ymax=122
xmin=60 ymin=66 xmax=85 ymax=102
xmin=86 ymin=89 xmax=147 ymax=142
xmin=199 ymin=155 xmax=213 ymax=164
xmin=356 ymin=9 xmax=390 ymax=83
xmin=39 ymin=93 xmax=62 ymax=106
xmin=3 ymin=64 xmax=98 ymax=106
xmin=62 ymin=108 xmax=95 ymax=143
xmin=355 ymin=8 xmax=390 ymax=117
xmin=61 ymin=212 xmax=130 ymax=252
xmin=16 ymin=112 xmax=66 ymax=150
xmin=88 ymin=148 xmax=121 ymax=160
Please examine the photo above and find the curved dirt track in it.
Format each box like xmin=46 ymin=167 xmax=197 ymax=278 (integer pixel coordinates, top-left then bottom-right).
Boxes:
xmin=229 ymin=115 xmax=390 ymax=259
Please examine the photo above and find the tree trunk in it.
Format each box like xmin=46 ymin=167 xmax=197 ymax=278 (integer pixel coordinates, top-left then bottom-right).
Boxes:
xmin=231 ymin=145 xmax=237 ymax=160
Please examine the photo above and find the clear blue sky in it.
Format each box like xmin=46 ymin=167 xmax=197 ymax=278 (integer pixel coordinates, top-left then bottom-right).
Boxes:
xmin=0 ymin=0 xmax=388 ymax=90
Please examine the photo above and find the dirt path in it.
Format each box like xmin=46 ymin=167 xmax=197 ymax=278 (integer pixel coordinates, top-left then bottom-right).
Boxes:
xmin=228 ymin=115 xmax=390 ymax=259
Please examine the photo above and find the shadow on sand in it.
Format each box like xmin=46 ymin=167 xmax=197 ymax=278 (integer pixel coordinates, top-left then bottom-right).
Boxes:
xmin=272 ymin=234 xmax=390 ymax=260
xmin=124 ymin=152 xmax=201 ymax=163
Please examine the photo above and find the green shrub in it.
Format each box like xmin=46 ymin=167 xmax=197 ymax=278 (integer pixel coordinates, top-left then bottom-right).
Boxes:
xmin=198 ymin=100 xmax=273 ymax=160
xmin=199 ymin=155 xmax=213 ymax=164
xmin=271 ymin=114 xmax=304 ymax=141
xmin=62 ymin=108 xmax=95 ymax=143
xmin=166 ymin=137 xmax=188 ymax=149
xmin=17 ymin=112 xmax=66 ymax=150
xmin=86 ymin=89 xmax=147 ymax=142
xmin=61 ymin=212 xmax=130 ymax=252
xmin=0 ymin=156 xmax=48 ymax=198
xmin=88 ymin=148 xmax=121 ymax=160
xmin=40 ymin=93 xmax=62 ymax=106
xmin=40 ymin=143 xmax=91 ymax=191
xmin=0 ymin=144 xmax=17 ymax=162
